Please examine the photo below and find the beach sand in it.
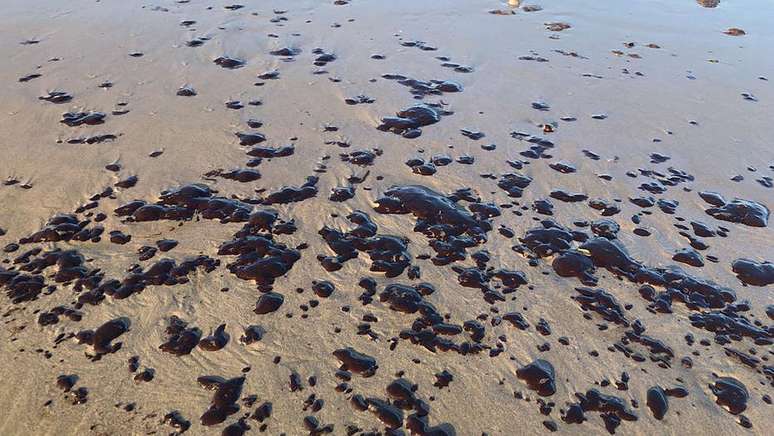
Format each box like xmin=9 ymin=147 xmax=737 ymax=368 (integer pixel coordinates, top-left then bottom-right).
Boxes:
xmin=0 ymin=1 xmax=772 ymax=434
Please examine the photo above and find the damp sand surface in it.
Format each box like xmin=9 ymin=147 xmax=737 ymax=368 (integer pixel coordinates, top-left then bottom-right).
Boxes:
xmin=0 ymin=0 xmax=773 ymax=435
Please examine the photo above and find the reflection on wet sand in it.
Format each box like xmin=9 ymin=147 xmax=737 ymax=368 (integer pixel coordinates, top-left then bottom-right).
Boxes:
xmin=697 ymin=0 xmax=720 ymax=8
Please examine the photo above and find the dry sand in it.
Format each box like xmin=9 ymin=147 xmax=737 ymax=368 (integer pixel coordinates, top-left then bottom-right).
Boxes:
xmin=0 ymin=0 xmax=772 ymax=435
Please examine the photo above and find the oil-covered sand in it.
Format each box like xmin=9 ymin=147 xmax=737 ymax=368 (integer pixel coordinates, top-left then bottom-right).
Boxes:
xmin=0 ymin=0 xmax=772 ymax=435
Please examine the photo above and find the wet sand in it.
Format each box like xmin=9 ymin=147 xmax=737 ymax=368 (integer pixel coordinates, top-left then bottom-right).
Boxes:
xmin=0 ymin=0 xmax=772 ymax=435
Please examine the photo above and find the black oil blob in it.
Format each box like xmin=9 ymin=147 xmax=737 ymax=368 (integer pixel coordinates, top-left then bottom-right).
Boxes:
xmin=205 ymin=168 xmax=261 ymax=183
xmin=333 ymin=347 xmax=378 ymax=376
xmin=329 ymin=185 xmax=355 ymax=202
xmin=163 ymin=411 xmax=191 ymax=433
xmin=517 ymin=359 xmax=556 ymax=396
xmin=61 ymin=111 xmax=106 ymax=127
xmin=701 ymin=193 xmax=769 ymax=227
xmin=239 ymin=325 xmax=264 ymax=345
xmin=254 ymin=292 xmax=284 ymax=314
xmin=498 ymin=172 xmax=533 ymax=198
xmin=573 ymin=287 xmax=628 ymax=325
xmin=260 ymin=176 xmax=318 ymax=205
xmin=247 ymin=144 xmax=294 ymax=158
xmin=214 ymin=56 xmax=245 ymax=69
xmin=551 ymin=189 xmax=588 ymax=203
xmin=312 ymin=280 xmax=335 ymax=298
xmin=576 ymin=388 xmax=638 ymax=433
xmin=218 ymin=210 xmax=300 ymax=287
xmin=382 ymin=74 xmax=463 ymax=98
xmin=689 ymin=310 xmax=769 ymax=342
xmin=56 ymin=374 xmax=78 ymax=392
xmin=673 ymin=248 xmax=704 ymax=267
xmin=646 ymin=386 xmax=668 ymax=419
xmin=251 ymin=401 xmax=273 ymax=422
xmin=365 ymin=398 xmax=403 ymax=429
xmin=197 ymin=375 xmax=244 ymax=426
xmin=319 ymin=210 xmax=411 ymax=276
xmin=374 ymin=185 xmax=490 ymax=265
xmin=552 ymin=251 xmax=596 ymax=285
xmin=731 ymin=258 xmax=773 ymax=286
xmin=345 ymin=95 xmax=375 ymax=105
xmin=199 ymin=324 xmax=229 ymax=351
xmin=116 ymin=183 xmax=252 ymax=223
xmin=39 ymin=91 xmax=73 ymax=104
xmin=709 ymin=377 xmax=748 ymax=415
xmin=378 ymin=103 xmax=451 ymax=137
xmin=270 ymin=47 xmax=300 ymax=56
xmin=76 ymin=317 xmax=130 ymax=357
xmin=434 ymin=370 xmax=453 ymax=389
xmin=236 ymin=132 xmax=266 ymax=145
xmin=176 ymin=85 xmax=197 ymax=96
xmin=159 ymin=316 xmax=202 ymax=356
